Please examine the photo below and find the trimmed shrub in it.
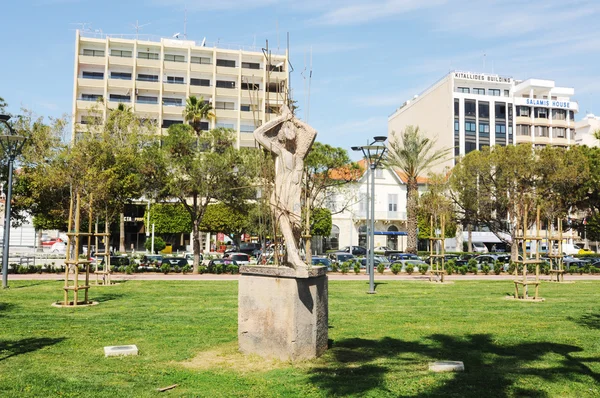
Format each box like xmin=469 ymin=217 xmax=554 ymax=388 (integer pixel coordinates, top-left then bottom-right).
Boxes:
xmin=419 ymin=264 xmax=428 ymax=275
xmin=182 ymin=264 xmax=192 ymax=274
xmin=174 ymin=265 xmax=181 ymax=273
xmin=125 ymin=265 xmax=134 ymax=275
xmin=331 ymin=262 xmax=339 ymax=273
xmin=353 ymin=262 xmax=361 ymax=274
xmin=508 ymin=261 xmax=517 ymax=275
xmin=459 ymin=266 xmax=468 ymax=275
xmin=467 ymin=259 xmax=478 ymax=274
xmin=446 ymin=259 xmax=456 ymax=276
xmin=405 ymin=264 xmax=414 ymax=275
xmin=391 ymin=263 xmax=401 ymax=275
xmin=377 ymin=262 xmax=385 ymax=274
xmin=227 ymin=264 xmax=239 ymax=274
xmin=198 ymin=265 xmax=207 ymax=274
xmin=160 ymin=263 xmax=170 ymax=274
xmin=340 ymin=261 xmax=350 ymax=274
xmin=493 ymin=260 xmax=503 ymax=275
xmin=482 ymin=264 xmax=490 ymax=275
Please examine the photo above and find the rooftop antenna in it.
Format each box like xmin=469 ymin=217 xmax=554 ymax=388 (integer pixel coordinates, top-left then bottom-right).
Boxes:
xmin=131 ymin=20 xmax=151 ymax=40
xmin=184 ymin=5 xmax=187 ymax=40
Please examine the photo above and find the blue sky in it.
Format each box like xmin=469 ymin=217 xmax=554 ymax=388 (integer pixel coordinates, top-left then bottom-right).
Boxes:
xmin=1 ymin=0 xmax=600 ymax=156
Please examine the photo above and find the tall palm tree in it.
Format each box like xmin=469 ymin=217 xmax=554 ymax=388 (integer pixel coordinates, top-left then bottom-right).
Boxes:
xmin=183 ymin=96 xmax=215 ymax=135
xmin=386 ymin=126 xmax=451 ymax=253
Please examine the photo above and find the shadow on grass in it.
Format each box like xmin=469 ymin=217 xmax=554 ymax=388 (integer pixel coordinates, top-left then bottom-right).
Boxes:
xmin=0 ymin=337 xmax=65 ymax=362
xmin=570 ymin=313 xmax=600 ymax=330
xmin=309 ymin=334 xmax=599 ymax=397
xmin=0 ymin=302 xmax=16 ymax=318
xmin=93 ymin=293 xmax=124 ymax=303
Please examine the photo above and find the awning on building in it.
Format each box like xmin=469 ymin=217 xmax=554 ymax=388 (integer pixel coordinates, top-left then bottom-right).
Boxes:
xmin=374 ymin=231 xmax=407 ymax=236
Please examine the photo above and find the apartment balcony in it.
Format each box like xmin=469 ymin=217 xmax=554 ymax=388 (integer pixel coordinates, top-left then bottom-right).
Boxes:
xmin=136 ymin=80 xmax=160 ymax=90
xmin=533 ymin=135 xmax=551 ymax=145
xmin=191 ymin=63 xmax=213 ymax=73
xmin=163 ymin=82 xmax=187 ymax=94
xmin=240 ymin=110 xmax=259 ymax=120
xmin=515 ymin=116 xmax=532 ymax=125
xmin=108 ymin=78 xmax=133 ymax=89
xmin=78 ymin=77 xmax=104 ymax=89
xmin=551 ymin=119 xmax=567 ymax=128
xmin=515 ymin=135 xmax=534 ymax=144
xmin=162 ymin=104 xmax=185 ymax=115
xmin=216 ymin=66 xmax=239 ymax=76
xmin=189 ymin=84 xmax=212 ymax=97
xmin=79 ymin=55 xmax=106 ymax=66
xmin=241 ymin=90 xmax=264 ymax=102
xmin=135 ymin=102 xmax=160 ymax=113
xmin=216 ymin=87 xmax=238 ymax=97
xmin=533 ymin=118 xmax=550 ymax=126
xmin=109 ymin=55 xmax=133 ymax=67
xmin=137 ymin=58 xmax=160 ymax=68
xmin=76 ymin=99 xmax=101 ymax=110
xmin=241 ymin=66 xmax=263 ymax=78
xmin=164 ymin=60 xmax=188 ymax=72
xmin=239 ymin=132 xmax=257 ymax=148
xmin=552 ymin=137 xmax=569 ymax=146
xmin=215 ymin=109 xmax=238 ymax=119
xmin=269 ymin=70 xmax=287 ymax=82
xmin=107 ymin=100 xmax=129 ymax=110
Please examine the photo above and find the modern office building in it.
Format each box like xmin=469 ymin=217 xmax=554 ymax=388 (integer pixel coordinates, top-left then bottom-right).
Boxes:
xmin=388 ymin=71 xmax=578 ymax=171
xmin=71 ymin=30 xmax=289 ymax=147
xmin=575 ymin=114 xmax=600 ymax=147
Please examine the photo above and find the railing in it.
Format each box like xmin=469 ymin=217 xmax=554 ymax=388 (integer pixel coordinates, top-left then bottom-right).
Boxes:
xmin=79 ymin=97 xmax=103 ymax=101
xmin=136 ymin=98 xmax=159 ymax=104
xmin=137 ymin=77 xmax=159 ymax=82
xmin=164 ymin=80 xmax=186 ymax=85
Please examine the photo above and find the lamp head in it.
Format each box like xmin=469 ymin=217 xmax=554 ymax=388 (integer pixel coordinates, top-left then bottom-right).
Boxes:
xmin=351 ymin=146 xmax=361 ymax=151
xmin=373 ymin=136 xmax=387 ymax=143
xmin=0 ymin=114 xmax=10 ymax=122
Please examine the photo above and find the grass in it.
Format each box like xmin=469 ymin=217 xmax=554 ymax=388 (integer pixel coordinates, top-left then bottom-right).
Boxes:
xmin=0 ymin=280 xmax=599 ymax=397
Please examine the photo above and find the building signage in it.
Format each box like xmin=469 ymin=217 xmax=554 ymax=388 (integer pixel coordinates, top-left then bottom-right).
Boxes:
xmin=525 ymin=98 xmax=571 ymax=109
xmin=454 ymin=72 xmax=512 ymax=84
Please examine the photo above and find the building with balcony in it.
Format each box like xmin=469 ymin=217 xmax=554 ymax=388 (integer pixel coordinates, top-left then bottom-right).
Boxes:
xmin=388 ymin=71 xmax=578 ymax=172
xmin=575 ymin=114 xmax=600 ymax=147
xmin=71 ymin=30 xmax=289 ymax=148
xmin=320 ymin=160 xmax=427 ymax=253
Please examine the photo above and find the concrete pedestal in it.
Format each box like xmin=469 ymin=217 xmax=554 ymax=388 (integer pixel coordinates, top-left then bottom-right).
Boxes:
xmin=238 ymin=265 xmax=328 ymax=362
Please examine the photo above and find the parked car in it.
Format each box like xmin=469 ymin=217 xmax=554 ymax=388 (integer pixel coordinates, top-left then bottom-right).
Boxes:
xmin=563 ymin=257 xmax=587 ymax=270
xmin=391 ymin=259 xmax=428 ymax=273
xmin=341 ymin=246 xmax=367 ymax=256
xmin=238 ymin=242 xmax=262 ymax=256
xmin=50 ymin=240 xmax=67 ymax=254
xmin=223 ymin=252 xmax=250 ymax=265
xmin=373 ymin=246 xmax=393 ymax=255
xmin=311 ymin=257 xmax=332 ymax=270
xmin=164 ymin=257 xmax=188 ymax=267
xmin=327 ymin=252 xmax=355 ymax=264
xmin=359 ymin=257 xmax=390 ymax=269
xmin=101 ymin=256 xmax=130 ymax=267
xmin=207 ymin=258 xmax=239 ymax=273
xmin=388 ymin=253 xmax=420 ymax=262
xmin=472 ymin=242 xmax=489 ymax=253
xmin=184 ymin=252 xmax=203 ymax=265
xmin=140 ymin=254 xmax=163 ymax=267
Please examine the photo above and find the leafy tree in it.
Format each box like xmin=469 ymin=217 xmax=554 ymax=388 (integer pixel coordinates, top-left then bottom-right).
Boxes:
xmin=0 ymin=96 xmax=7 ymax=113
xmin=418 ymin=173 xmax=456 ymax=240
xmin=144 ymin=236 xmax=166 ymax=253
xmin=386 ymin=126 xmax=451 ymax=253
xmin=183 ymin=96 xmax=215 ymax=136
xmin=311 ymin=208 xmax=332 ymax=237
xmin=199 ymin=203 xmax=250 ymax=246
xmin=145 ymin=203 xmax=193 ymax=247
xmin=143 ymin=124 xmax=256 ymax=273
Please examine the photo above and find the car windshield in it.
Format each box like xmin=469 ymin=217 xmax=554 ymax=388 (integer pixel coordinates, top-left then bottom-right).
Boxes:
xmin=231 ymin=254 xmax=249 ymax=261
xmin=338 ymin=254 xmax=353 ymax=261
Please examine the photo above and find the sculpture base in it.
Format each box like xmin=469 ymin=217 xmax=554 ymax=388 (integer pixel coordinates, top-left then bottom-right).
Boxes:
xmin=238 ymin=265 xmax=328 ymax=362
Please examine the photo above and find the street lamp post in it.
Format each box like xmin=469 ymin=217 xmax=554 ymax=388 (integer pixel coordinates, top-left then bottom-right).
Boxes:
xmin=0 ymin=114 xmax=27 ymax=289
xmin=352 ymin=136 xmax=387 ymax=294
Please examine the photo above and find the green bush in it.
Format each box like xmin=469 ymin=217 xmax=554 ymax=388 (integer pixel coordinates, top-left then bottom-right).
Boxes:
xmin=590 ymin=266 xmax=599 ymax=275
xmin=198 ymin=265 xmax=207 ymax=274
xmin=467 ymin=259 xmax=477 ymax=273
xmin=446 ymin=259 xmax=456 ymax=276
xmin=508 ymin=261 xmax=517 ymax=274
xmin=144 ymin=237 xmax=167 ymax=253
xmin=182 ymin=264 xmax=192 ymax=274
xmin=419 ymin=264 xmax=428 ymax=275
xmin=125 ymin=265 xmax=134 ymax=275
xmin=340 ymin=261 xmax=350 ymax=274
xmin=227 ymin=264 xmax=239 ymax=274
xmin=353 ymin=262 xmax=361 ymax=274
xmin=377 ymin=262 xmax=386 ymax=274
xmin=391 ymin=263 xmax=401 ymax=275
xmin=160 ymin=263 xmax=170 ymax=274
xmin=459 ymin=266 xmax=468 ymax=275
xmin=527 ymin=263 xmax=536 ymax=274
xmin=331 ymin=262 xmax=339 ymax=273
xmin=174 ymin=265 xmax=181 ymax=273
xmin=405 ymin=263 xmax=414 ymax=275
xmin=541 ymin=262 xmax=550 ymax=275
xmin=493 ymin=260 xmax=503 ymax=275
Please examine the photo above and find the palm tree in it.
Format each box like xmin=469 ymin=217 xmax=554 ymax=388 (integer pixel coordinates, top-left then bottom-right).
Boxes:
xmin=183 ymin=96 xmax=215 ymax=135
xmin=386 ymin=126 xmax=451 ymax=254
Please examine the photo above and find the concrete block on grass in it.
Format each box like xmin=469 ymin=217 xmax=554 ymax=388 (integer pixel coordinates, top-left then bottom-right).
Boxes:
xmin=104 ymin=345 xmax=138 ymax=357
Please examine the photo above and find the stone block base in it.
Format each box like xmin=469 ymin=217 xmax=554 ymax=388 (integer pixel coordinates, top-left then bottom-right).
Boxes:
xmin=238 ymin=266 xmax=328 ymax=361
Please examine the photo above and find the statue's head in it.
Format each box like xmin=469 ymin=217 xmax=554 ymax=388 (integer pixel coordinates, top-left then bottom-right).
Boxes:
xmin=278 ymin=120 xmax=296 ymax=143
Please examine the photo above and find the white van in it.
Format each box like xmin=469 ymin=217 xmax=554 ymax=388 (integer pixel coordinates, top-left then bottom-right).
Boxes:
xmin=472 ymin=242 xmax=489 ymax=253
xmin=562 ymin=243 xmax=583 ymax=256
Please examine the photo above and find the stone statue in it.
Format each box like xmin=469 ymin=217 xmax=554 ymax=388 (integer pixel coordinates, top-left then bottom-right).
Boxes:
xmin=254 ymin=105 xmax=317 ymax=269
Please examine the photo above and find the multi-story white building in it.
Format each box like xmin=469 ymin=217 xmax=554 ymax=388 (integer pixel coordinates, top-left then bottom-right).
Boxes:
xmin=388 ymin=71 xmax=578 ymax=171
xmin=71 ymin=30 xmax=289 ymax=147
xmin=322 ymin=160 xmax=427 ymax=252
xmin=575 ymin=114 xmax=600 ymax=147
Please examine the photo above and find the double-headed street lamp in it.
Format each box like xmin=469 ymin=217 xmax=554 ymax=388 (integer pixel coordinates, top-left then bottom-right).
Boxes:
xmin=0 ymin=114 xmax=27 ymax=289
xmin=352 ymin=136 xmax=387 ymax=294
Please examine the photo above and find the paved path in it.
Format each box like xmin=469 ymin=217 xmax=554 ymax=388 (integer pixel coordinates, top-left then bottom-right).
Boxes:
xmin=6 ymin=273 xmax=600 ymax=282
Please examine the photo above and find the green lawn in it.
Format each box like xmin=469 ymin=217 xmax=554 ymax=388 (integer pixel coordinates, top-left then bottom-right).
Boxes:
xmin=0 ymin=280 xmax=599 ymax=397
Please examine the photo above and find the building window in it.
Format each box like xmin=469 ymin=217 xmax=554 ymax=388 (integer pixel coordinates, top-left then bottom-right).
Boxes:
xmin=110 ymin=72 xmax=132 ymax=80
xmin=163 ymin=97 xmax=182 ymax=106
xmin=242 ymin=62 xmax=260 ymax=70
xmin=269 ymin=64 xmax=284 ymax=72
xmin=516 ymin=106 xmax=530 ymax=117
xmin=190 ymin=78 xmax=210 ymax=86
xmin=323 ymin=225 xmax=340 ymax=252
xmin=216 ymin=80 xmax=236 ymax=89
xmin=191 ymin=56 xmax=211 ymax=64
xmin=473 ymin=88 xmax=485 ymax=95
xmin=111 ymin=49 xmax=132 ymax=58
xmin=82 ymin=49 xmax=104 ymax=57
xmin=109 ymin=94 xmax=130 ymax=102
xmin=465 ymin=100 xmax=476 ymax=117
xmin=479 ymin=123 xmax=490 ymax=136
xmin=504 ymin=90 xmax=510 ymax=97
xmin=80 ymin=116 xmax=101 ymax=125
xmin=495 ymin=103 xmax=506 ymax=119
xmin=534 ymin=108 xmax=548 ymax=119
xmin=465 ymin=141 xmax=477 ymax=154
xmin=216 ymin=59 xmax=236 ymax=68
xmin=465 ymin=121 xmax=476 ymax=135
xmin=215 ymin=101 xmax=235 ymax=110
xmin=489 ymin=89 xmax=500 ymax=96
xmin=478 ymin=102 xmax=489 ymax=119
xmin=81 ymin=94 xmax=103 ymax=101
xmin=136 ymin=96 xmax=158 ymax=104
xmin=454 ymin=119 xmax=460 ymax=157
xmin=535 ymin=126 xmax=549 ymax=137
xmin=569 ymin=111 xmax=574 ymax=120
xmin=138 ymin=51 xmax=159 ymax=60
xmin=162 ymin=119 xmax=183 ymax=128
xmin=388 ymin=194 xmax=398 ymax=212
xmin=166 ymin=76 xmax=184 ymax=84
xmin=570 ymin=129 xmax=575 ymax=139
xmin=374 ymin=168 xmax=384 ymax=179
xmin=495 ymin=124 xmax=506 ymax=134
xmin=164 ymin=54 xmax=185 ymax=63
xmin=553 ymin=127 xmax=566 ymax=138
xmin=241 ymin=104 xmax=253 ymax=112
xmin=516 ymin=125 xmax=530 ymax=136
xmin=82 ymin=71 xmax=104 ymax=79
xmin=216 ymin=123 xmax=235 ymax=129
xmin=457 ymin=87 xmax=470 ymax=93
xmin=359 ymin=193 xmax=367 ymax=213
xmin=240 ymin=124 xmax=255 ymax=133
xmin=454 ymin=99 xmax=459 ymax=116
xmin=552 ymin=109 xmax=566 ymax=120
xmin=137 ymin=74 xmax=158 ymax=82
xmin=241 ymin=82 xmax=260 ymax=90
